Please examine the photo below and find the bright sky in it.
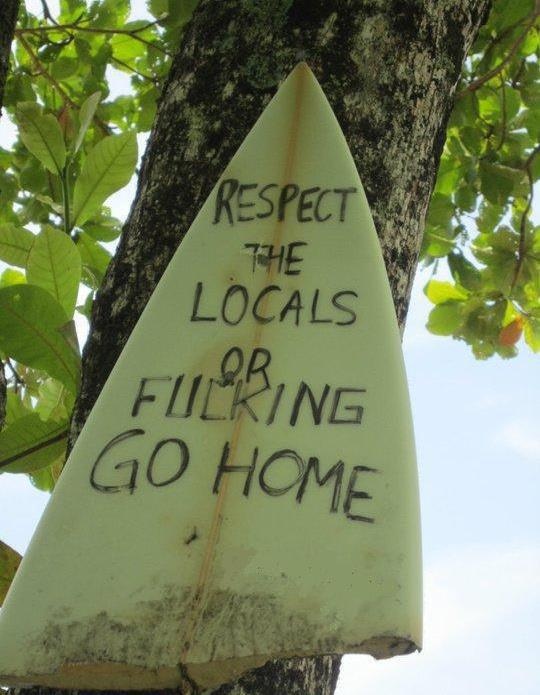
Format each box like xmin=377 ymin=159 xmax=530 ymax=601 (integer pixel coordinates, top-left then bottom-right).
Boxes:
xmin=1 ymin=2 xmax=539 ymax=694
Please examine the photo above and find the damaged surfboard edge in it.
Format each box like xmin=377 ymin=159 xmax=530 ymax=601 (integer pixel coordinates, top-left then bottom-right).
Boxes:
xmin=0 ymin=635 xmax=420 ymax=691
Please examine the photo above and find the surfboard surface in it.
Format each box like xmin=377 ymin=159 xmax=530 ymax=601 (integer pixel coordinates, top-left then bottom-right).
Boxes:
xmin=0 ymin=63 xmax=422 ymax=690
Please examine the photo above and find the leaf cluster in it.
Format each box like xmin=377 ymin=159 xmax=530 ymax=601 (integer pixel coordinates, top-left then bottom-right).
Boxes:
xmin=422 ymin=0 xmax=540 ymax=358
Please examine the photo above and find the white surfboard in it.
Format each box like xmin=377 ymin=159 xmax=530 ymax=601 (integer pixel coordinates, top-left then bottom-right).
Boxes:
xmin=0 ymin=63 xmax=422 ymax=691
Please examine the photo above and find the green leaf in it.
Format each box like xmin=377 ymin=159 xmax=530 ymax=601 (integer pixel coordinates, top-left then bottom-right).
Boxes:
xmin=3 ymin=73 xmax=35 ymax=107
xmin=5 ymin=390 xmax=32 ymax=427
xmin=148 ymin=0 xmax=168 ymax=18
xmin=422 ymin=225 xmax=458 ymax=258
xmin=0 ymin=285 xmax=80 ymax=392
xmin=15 ymin=102 xmax=66 ymax=175
xmin=518 ymin=27 xmax=539 ymax=56
xmin=26 ymin=226 xmax=82 ymax=316
xmin=0 ymin=413 xmax=68 ymax=474
xmin=427 ymin=193 xmax=455 ymax=227
xmin=425 ymin=280 xmax=468 ymax=304
xmin=72 ymin=132 xmax=138 ymax=227
xmin=77 ymin=293 xmax=93 ymax=319
xmin=435 ymin=157 xmax=466 ymax=195
xmin=50 ymin=56 xmax=78 ymax=80
xmin=448 ymin=252 xmax=482 ymax=291
xmin=77 ymin=231 xmax=112 ymax=287
xmin=19 ymin=162 xmax=48 ymax=193
xmin=84 ymin=223 xmax=121 ymax=242
xmin=29 ymin=457 xmax=63 ymax=492
xmin=0 ymin=224 xmax=34 ymax=268
xmin=35 ymin=379 xmax=72 ymax=422
xmin=477 ymin=201 xmax=504 ymax=234
xmin=523 ymin=317 xmax=540 ymax=352
xmin=0 ymin=540 xmax=22 ymax=606
xmin=478 ymin=90 xmax=501 ymax=124
xmin=73 ymin=91 xmax=101 ymax=154
xmin=455 ymin=182 xmax=477 ymax=211
xmin=479 ymin=161 xmax=525 ymax=205
xmin=426 ymin=303 xmax=463 ymax=336
xmin=491 ymin=0 xmax=533 ymax=31
xmin=111 ymin=22 xmax=150 ymax=62
xmin=92 ymin=0 xmax=130 ymax=27
xmin=137 ymin=86 xmax=159 ymax=132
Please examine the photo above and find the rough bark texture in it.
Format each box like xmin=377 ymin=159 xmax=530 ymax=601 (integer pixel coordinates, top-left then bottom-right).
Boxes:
xmin=0 ymin=0 xmax=19 ymax=120
xmin=61 ymin=1 xmax=490 ymax=693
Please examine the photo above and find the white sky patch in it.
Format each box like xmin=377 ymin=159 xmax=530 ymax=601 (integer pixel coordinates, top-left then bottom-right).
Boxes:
xmin=337 ymin=542 xmax=540 ymax=695
xmin=498 ymin=420 xmax=540 ymax=463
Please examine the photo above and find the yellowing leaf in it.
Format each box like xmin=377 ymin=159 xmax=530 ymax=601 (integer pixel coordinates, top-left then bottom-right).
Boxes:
xmin=424 ymin=280 xmax=468 ymax=304
xmin=498 ymin=318 xmax=523 ymax=346
xmin=26 ymin=226 xmax=82 ymax=316
xmin=15 ymin=102 xmax=66 ymax=174
xmin=72 ymin=132 xmax=137 ymax=227
xmin=0 ymin=269 xmax=25 ymax=288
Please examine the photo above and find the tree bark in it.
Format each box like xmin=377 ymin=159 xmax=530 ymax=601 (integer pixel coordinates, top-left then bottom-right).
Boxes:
xmin=64 ymin=0 xmax=490 ymax=693
xmin=0 ymin=0 xmax=19 ymax=120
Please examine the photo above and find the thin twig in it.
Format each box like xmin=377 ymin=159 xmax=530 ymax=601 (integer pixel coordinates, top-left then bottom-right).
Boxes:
xmin=39 ymin=0 xmax=58 ymax=25
xmin=17 ymin=18 xmax=171 ymax=56
xmin=111 ymin=56 xmax=159 ymax=84
xmin=5 ymin=358 xmax=25 ymax=392
xmin=494 ymin=78 xmax=507 ymax=152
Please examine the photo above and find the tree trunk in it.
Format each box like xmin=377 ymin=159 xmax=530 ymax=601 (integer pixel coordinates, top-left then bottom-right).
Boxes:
xmin=0 ymin=0 xmax=18 ymax=119
xmin=60 ymin=0 xmax=490 ymax=693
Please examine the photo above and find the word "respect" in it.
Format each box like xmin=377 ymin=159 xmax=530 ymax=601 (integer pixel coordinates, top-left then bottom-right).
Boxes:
xmin=213 ymin=179 xmax=358 ymax=225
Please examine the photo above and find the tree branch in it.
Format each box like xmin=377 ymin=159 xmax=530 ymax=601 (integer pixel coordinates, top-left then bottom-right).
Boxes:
xmin=510 ymin=145 xmax=539 ymax=291
xmin=111 ymin=55 xmax=159 ymax=84
xmin=17 ymin=19 xmax=172 ymax=57
xmin=458 ymin=6 xmax=540 ymax=97
xmin=5 ymin=357 xmax=25 ymax=392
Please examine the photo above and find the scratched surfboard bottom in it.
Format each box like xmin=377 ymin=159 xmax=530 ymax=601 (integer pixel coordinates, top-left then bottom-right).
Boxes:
xmin=0 ymin=582 xmax=418 ymax=689
xmin=1 ymin=630 xmax=417 ymax=690
xmin=1 ymin=644 xmax=418 ymax=691
xmin=1 ymin=643 xmax=417 ymax=691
